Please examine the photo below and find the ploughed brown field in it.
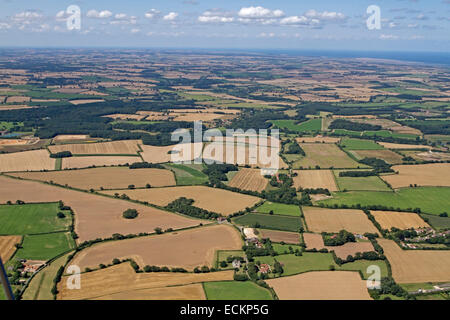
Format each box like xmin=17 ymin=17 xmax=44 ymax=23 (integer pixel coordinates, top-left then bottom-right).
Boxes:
xmin=378 ymin=239 xmax=450 ymax=283
xmin=258 ymin=229 xmax=300 ymax=244
xmin=298 ymin=143 xmax=361 ymax=169
xmin=350 ymin=149 xmax=403 ymax=164
xmin=228 ymin=168 xmax=268 ymax=192
xmin=9 ymin=167 xmax=176 ymax=190
xmin=70 ymin=224 xmax=242 ymax=270
xmin=140 ymin=142 xmax=203 ymax=164
xmin=302 ymin=207 xmax=379 ymax=235
xmin=292 ymin=170 xmax=338 ymax=191
xmin=58 ymin=262 xmax=233 ymax=300
xmin=48 ymin=140 xmax=141 ymax=155
xmin=303 ymin=233 xmax=375 ymax=259
xmin=61 ymin=156 xmax=142 ymax=169
xmin=0 ymin=235 xmax=22 ymax=262
xmin=0 ymin=176 xmax=203 ymax=243
xmin=0 ymin=149 xmax=55 ymax=173
xmin=101 ymin=186 xmax=261 ymax=216
xmin=381 ymin=163 xmax=450 ymax=188
xmin=370 ymin=211 xmax=430 ymax=230
xmin=267 ymin=271 xmax=371 ymax=300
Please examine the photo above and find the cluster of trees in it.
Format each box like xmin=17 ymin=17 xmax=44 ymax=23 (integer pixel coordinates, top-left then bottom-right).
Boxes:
xmin=166 ymin=197 xmax=221 ymax=220
xmin=243 ymin=239 xmax=277 ymax=260
xmin=323 ymin=230 xmax=356 ymax=246
xmin=297 ymin=187 xmax=331 ymax=196
xmin=50 ymin=151 xmax=72 ymax=158
xmin=369 ymin=277 xmax=412 ymax=300
xmin=284 ymin=141 xmax=305 ymax=155
xmin=122 ymin=209 xmax=139 ymax=219
xmin=329 ymin=119 xmax=382 ymax=131
xmin=143 ymin=265 xmax=187 ymax=273
xmin=129 ymin=162 xmax=164 ymax=169
xmin=202 ymin=163 xmax=238 ymax=185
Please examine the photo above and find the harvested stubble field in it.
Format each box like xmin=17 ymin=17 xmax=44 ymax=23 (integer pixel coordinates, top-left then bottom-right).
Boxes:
xmin=0 ymin=139 xmax=28 ymax=146
xmin=102 ymin=114 xmax=146 ymax=121
xmin=52 ymin=135 xmax=89 ymax=142
xmin=298 ymin=143 xmax=362 ymax=169
xmin=58 ymin=262 xmax=233 ymax=300
xmin=10 ymin=167 xmax=176 ymax=190
xmin=381 ymin=163 xmax=450 ymax=188
xmin=378 ymin=142 xmax=432 ymax=150
xmin=0 ymin=176 xmax=203 ymax=243
xmin=258 ymin=229 xmax=300 ymax=244
xmin=228 ymin=168 xmax=268 ymax=192
xmin=102 ymin=186 xmax=261 ymax=216
xmin=0 ymin=149 xmax=55 ymax=172
xmin=0 ymin=235 xmax=21 ymax=261
xmin=69 ymin=99 xmax=104 ymax=105
xmin=302 ymin=207 xmax=379 ymax=235
xmin=71 ymin=224 xmax=242 ymax=270
xmin=202 ymin=142 xmax=288 ymax=169
xmin=292 ymin=170 xmax=338 ymax=191
xmin=302 ymin=233 xmax=375 ymax=259
xmin=49 ymin=140 xmax=141 ymax=155
xmin=95 ymin=284 xmax=206 ymax=300
xmin=350 ymin=149 xmax=404 ymax=164
xmin=140 ymin=143 xmax=203 ymax=164
xmin=295 ymin=136 xmax=341 ymax=144
xmin=371 ymin=211 xmax=430 ymax=230
xmin=378 ymin=239 xmax=450 ymax=283
xmin=267 ymin=271 xmax=371 ymax=300
xmin=61 ymin=156 xmax=142 ymax=169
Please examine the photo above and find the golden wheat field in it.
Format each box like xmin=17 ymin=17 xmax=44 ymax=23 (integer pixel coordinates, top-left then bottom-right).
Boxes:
xmin=378 ymin=239 xmax=450 ymax=283
xmin=298 ymin=143 xmax=361 ymax=169
xmin=48 ymin=140 xmax=141 ymax=155
xmin=302 ymin=207 xmax=379 ymax=234
xmin=0 ymin=176 xmax=203 ymax=243
xmin=0 ymin=235 xmax=22 ymax=262
xmin=9 ymin=167 xmax=176 ymax=190
xmin=371 ymin=211 xmax=430 ymax=230
xmin=267 ymin=271 xmax=371 ymax=300
xmin=0 ymin=149 xmax=55 ymax=172
xmin=295 ymin=136 xmax=341 ymax=144
xmin=70 ymin=224 xmax=242 ymax=270
xmin=61 ymin=156 xmax=142 ymax=169
xmin=381 ymin=163 xmax=450 ymax=188
xmin=140 ymin=142 xmax=203 ymax=164
xmin=292 ymin=170 xmax=338 ymax=191
xmin=228 ymin=168 xmax=268 ymax=192
xmin=102 ymin=186 xmax=261 ymax=216
xmin=58 ymin=262 xmax=233 ymax=300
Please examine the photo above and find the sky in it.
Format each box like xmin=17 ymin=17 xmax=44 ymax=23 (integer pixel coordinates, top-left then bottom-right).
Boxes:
xmin=0 ymin=0 xmax=449 ymax=51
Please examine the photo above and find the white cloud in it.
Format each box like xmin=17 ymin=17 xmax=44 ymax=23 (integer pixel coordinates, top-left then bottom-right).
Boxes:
xmin=130 ymin=28 xmax=140 ymax=34
xmin=115 ymin=13 xmax=127 ymax=20
xmin=163 ymin=12 xmax=178 ymax=21
xmin=280 ymin=16 xmax=309 ymax=25
xmin=258 ymin=32 xmax=275 ymax=38
xmin=238 ymin=6 xmax=284 ymax=19
xmin=198 ymin=10 xmax=234 ymax=23
xmin=145 ymin=9 xmax=161 ymax=19
xmin=0 ymin=22 xmax=11 ymax=30
xmin=86 ymin=10 xmax=113 ymax=19
xmin=13 ymin=11 xmax=43 ymax=21
xmin=305 ymin=10 xmax=346 ymax=21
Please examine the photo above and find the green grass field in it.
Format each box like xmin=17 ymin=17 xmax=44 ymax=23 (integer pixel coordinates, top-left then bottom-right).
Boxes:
xmin=164 ymin=163 xmax=209 ymax=185
xmin=420 ymin=214 xmax=450 ymax=230
xmin=0 ymin=203 xmax=72 ymax=235
xmin=203 ymin=281 xmax=273 ymax=300
xmin=271 ymin=119 xmax=322 ymax=132
xmin=319 ymin=187 xmax=450 ymax=215
xmin=272 ymin=243 xmax=303 ymax=255
xmin=333 ymin=171 xmax=391 ymax=192
xmin=255 ymin=202 xmax=301 ymax=216
xmin=13 ymin=232 xmax=75 ymax=261
xmin=233 ymin=213 xmax=302 ymax=232
xmin=0 ymin=121 xmax=23 ymax=131
xmin=333 ymin=129 xmax=363 ymax=138
xmin=362 ymin=130 xmax=419 ymax=140
xmin=255 ymin=253 xmax=388 ymax=279
xmin=340 ymin=138 xmax=384 ymax=150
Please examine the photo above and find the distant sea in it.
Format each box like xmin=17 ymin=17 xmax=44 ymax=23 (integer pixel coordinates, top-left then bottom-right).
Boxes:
xmin=254 ymin=49 xmax=450 ymax=66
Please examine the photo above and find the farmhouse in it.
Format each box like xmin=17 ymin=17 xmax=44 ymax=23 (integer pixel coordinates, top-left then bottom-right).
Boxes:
xmin=258 ymin=264 xmax=271 ymax=274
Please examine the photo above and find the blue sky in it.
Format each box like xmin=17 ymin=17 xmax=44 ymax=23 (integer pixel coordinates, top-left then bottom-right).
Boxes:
xmin=0 ymin=0 xmax=449 ymax=51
